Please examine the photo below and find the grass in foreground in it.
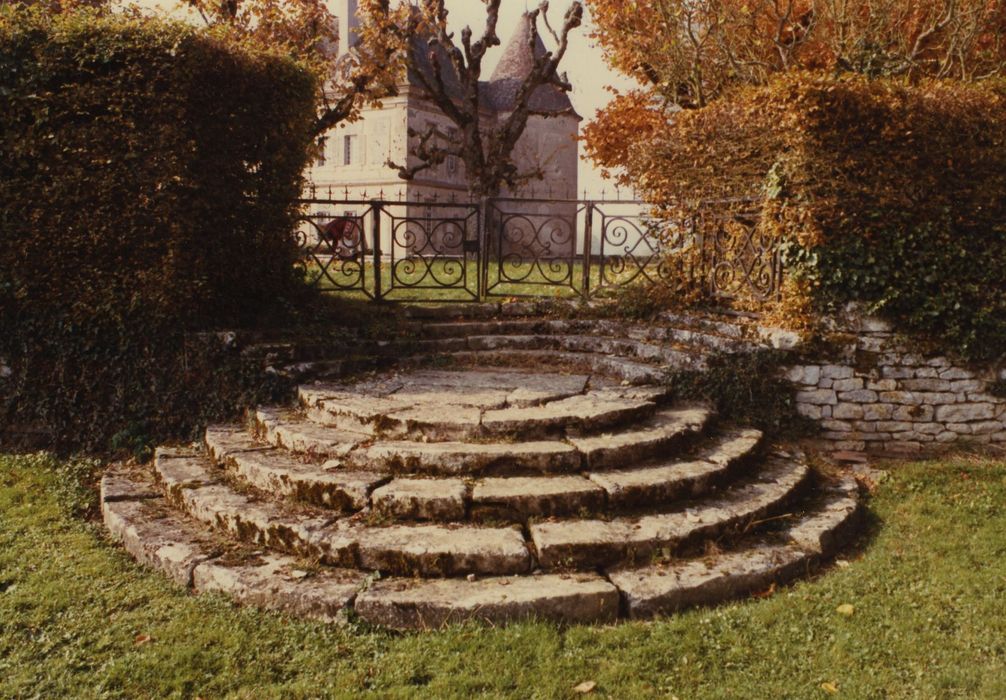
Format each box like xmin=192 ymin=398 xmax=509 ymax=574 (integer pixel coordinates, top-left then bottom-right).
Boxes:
xmin=3 ymin=452 xmax=1006 ymax=698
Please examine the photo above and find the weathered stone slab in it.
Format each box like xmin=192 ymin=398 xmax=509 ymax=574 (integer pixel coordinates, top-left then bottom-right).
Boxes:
xmin=178 ymin=483 xmax=334 ymax=556
xmin=255 ymin=407 xmax=370 ymax=458
xmin=467 ymin=334 xmax=558 ymax=352
xmin=382 ymin=404 xmax=484 ymax=440
xmin=301 ymin=392 xmax=410 ymax=434
xmin=102 ymin=490 xmax=218 ymax=587
xmin=587 ymin=459 xmax=724 ymax=508
xmin=569 ymin=407 xmax=711 ymax=469
xmin=228 ymin=449 xmax=388 ymax=511
xmin=935 ymin=403 xmax=997 ymax=423
xmin=204 ymin=425 xmax=272 ymax=462
xmin=482 ymin=392 xmax=655 ymax=437
xmin=552 ymin=335 xmax=674 ymax=364
xmin=587 ymin=426 xmax=764 ymax=508
xmin=192 ymin=553 xmax=365 ymax=623
xmin=663 ymin=326 xmax=754 ymax=353
xmin=100 ymin=469 xmax=161 ymax=502
xmin=154 ymin=453 xmax=220 ymax=500
xmin=529 ymin=519 xmax=634 ymax=570
xmin=610 ymin=544 xmax=806 ymax=618
xmin=532 ymin=458 xmax=809 ymax=569
xmin=472 ymin=475 xmax=605 ymax=519
xmin=206 ymin=424 xmax=386 ymax=510
xmin=345 ymin=439 xmax=581 ymax=476
xmin=392 ymin=388 xmax=512 ymax=410
xmin=355 ymin=524 xmax=531 ymax=576
xmin=787 ymin=478 xmax=862 ymax=555
xmin=590 ymin=354 xmax=679 ymax=383
xmin=404 ymin=368 xmax=589 ymax=395
xmin=371 ymin=478 xmax=468 ymax=520
xmin=159 ymin=458 xmax=351 ymax=562
xmin=355 ymin=574 xmax=619 ymax=630
xmin=591 ymin=385 xmax=672 ymax=403
xmin=697 ymin=428 xmax=764 ymax=467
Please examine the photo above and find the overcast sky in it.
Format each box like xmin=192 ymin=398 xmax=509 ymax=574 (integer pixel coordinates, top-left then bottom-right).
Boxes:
xmin=136 ymin=0 xmax=635 ymax=195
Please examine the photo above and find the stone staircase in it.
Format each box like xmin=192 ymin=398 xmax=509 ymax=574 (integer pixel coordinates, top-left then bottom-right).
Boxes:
xmin=102 ymin=305 xmax=863 ymax=629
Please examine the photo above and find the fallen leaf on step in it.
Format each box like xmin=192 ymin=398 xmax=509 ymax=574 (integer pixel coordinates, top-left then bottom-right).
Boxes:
xmin=836 ymin=603 xmax=855 ymax=616
xmin=821 ymin=681 xmax=838 ymax=694
xmin=573 ymin=680 xmax=597 ymax=694
xmin=133 ymin=634 xmax=153 ymax=647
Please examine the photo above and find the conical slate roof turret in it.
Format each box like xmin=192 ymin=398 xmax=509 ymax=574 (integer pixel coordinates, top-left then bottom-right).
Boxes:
xmin=486 ymin=12 xmax=579 ymax=116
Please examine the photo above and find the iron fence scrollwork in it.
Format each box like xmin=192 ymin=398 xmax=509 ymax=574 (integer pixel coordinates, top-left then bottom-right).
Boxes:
xmin=295 ymin=204 xmax=373 ymax=298
xmin=293 ymin=196 xmax=782 ymax=303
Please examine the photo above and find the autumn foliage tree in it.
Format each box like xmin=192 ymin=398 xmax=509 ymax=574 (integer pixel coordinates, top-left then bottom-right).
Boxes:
xmin=584 ymin=0 xmax=1006 ymax=183
xmin=583 ymin=0 xmax=1006 ymax=359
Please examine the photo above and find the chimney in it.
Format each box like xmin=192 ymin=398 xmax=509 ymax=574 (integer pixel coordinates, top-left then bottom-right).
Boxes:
xmin=338 ymin=0 xmax=361 ymax=57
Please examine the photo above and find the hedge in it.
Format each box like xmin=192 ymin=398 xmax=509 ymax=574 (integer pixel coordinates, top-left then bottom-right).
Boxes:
xmin=641 ymin=74 xmax=1006 ymax=362
xmin=0 ymin=8 xmax=318 ymax=450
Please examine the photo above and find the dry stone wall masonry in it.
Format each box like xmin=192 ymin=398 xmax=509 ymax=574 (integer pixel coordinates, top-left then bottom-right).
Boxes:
xmin=786 ymin=316 xmax=1006 ymax=457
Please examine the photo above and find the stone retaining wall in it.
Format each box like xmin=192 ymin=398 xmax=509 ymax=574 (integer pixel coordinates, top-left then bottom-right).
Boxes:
xmin=786 ymin=318 xmax=1006 ymax=456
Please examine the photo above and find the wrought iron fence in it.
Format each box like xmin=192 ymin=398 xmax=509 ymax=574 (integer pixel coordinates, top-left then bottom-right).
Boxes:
xmin=294 ymin=196 xmax=779 ymax=303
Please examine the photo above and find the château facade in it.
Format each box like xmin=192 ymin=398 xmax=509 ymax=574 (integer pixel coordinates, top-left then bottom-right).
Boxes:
xmin=308 ymin=0 xmax=581 ymax=210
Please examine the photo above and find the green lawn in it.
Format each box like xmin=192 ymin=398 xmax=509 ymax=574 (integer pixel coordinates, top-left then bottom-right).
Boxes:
xmin=3 ymin=452 xmax=1006 ymax=698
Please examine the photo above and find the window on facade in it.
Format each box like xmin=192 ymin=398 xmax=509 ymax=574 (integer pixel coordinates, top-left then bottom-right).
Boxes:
xmin=316 ymin=137 xmax=327 ymax=166
xmin=343 ymin=135 xmax=357 ymax=166
xmin=447 ymin=131 xmax=459 ymax=175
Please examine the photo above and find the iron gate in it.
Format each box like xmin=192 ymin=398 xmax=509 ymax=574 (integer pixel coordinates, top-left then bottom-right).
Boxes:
xmin=295 ymin=197 xmax=779 ymax=302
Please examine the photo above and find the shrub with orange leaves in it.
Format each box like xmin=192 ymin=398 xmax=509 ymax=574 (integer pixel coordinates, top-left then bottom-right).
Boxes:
xmin=584 ymin=1 xmax=1006 ymax=360
xmin=585 ymin=0 xmax=1006 ymax=182
xmin=611 ymin=73 xmax=1006 ymax=360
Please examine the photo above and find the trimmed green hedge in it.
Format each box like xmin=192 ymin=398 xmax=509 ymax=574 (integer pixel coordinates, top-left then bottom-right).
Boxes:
xmin=644 ymin=75 xmax=1006 ymax=362
xmin=0 ymin=8 xmax=318 ymax=450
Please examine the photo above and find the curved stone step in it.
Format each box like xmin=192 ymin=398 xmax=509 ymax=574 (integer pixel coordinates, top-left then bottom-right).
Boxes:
xmin=464 ymin=334 xmax=703 ymax=371
xmin=608 ymin=478 xmax=862 ymax=618
xmin=420 ymin=317 xmax=757 ymax=355
xmin=354 ymin=573 xmax=620 ymax=630
xmin=433 ymin=350 xmax=669 ymax=385
xmin=586 ymin=428 xmax=763 ymax=507
xmin=342 ymin=438 xmax=583 ymax=476
xmin=479 ymin=389 xmax=661 ymax=438
xmin=658 ymin=311 xmax=750 ymax=340
xmin=253 ymin=403 xmax=712 ymax=477
xmin=153 ymin=451 xmax=531 ymax=577
xmin=568 ymin=406 xmax=712 ymax=470
xmin=470 ymin=474 xmax=606 ymax=521
xmin=530 ymin=455 xmax=811 ymax=571
xmin=370 ymin=478 xmax=468 ymax=521
xmin=101 ymin=467 xmax=864 ymax=629
xmin=101 ymin=470 xmax=368 ymax=623
xmin=339 ymin=406 xmax=711 ymax=476
xmin=299 ymin=383 xmax=663 ymax=441
xmin=101 ymin=467 xmax=221 ymax=587
xmin=388 ymin=426 xmax=756 ymax=523
xmin=209 ymin=426 xmax=754 ymax=524
xmin=422 ymin=318 xmax=595 ymax=339
xmin=193 ymin=553 xmax=366 ymax=624
xmin=205 ymin=426 xmax=388 ymax=511
xmin=254 ymin=407 xmax=370 ymax=459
